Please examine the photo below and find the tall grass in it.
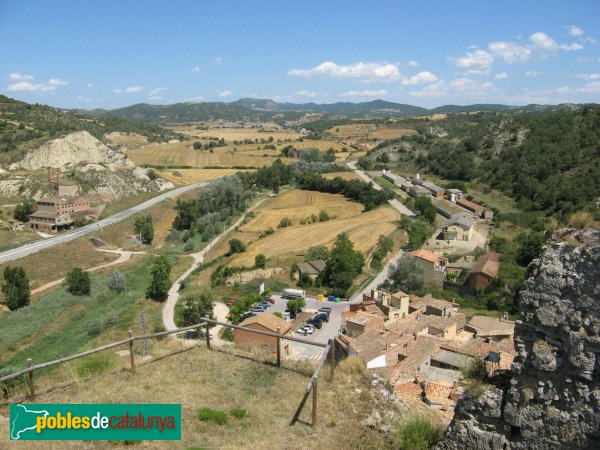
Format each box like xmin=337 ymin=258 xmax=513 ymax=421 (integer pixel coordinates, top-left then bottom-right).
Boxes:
xmin=397 ymin=417 xmax=443 ymax=450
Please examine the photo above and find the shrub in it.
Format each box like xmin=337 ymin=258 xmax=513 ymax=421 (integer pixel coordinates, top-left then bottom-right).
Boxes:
xmin=259 ymin=227 xmax=274 ymax=239
xmin=569 ymin=211 xmax=598 ymax=230
xmin=338 ymin=356 xmax=367 ymax=376
xmin=229 ymin=408 xmax=247 ymax=418
xmin=184 ymin=240 xmax=194 ymax=253
xmin=254 ymin=254 xmax=267 ymax=269
xmin=228 ymin=239 xmax=246 ymax=255
xmin=2 ymin=266 xmax=30 ymax=311
xmin=108 ymin=270 xmax=126 ymax=293
xmin=146 ymin=256 xmax=171 ymax=301
xmin=220 ymin=327 xmax=234 ymax=341
xmin=397 ymin=417 xmax=442 ymax=450
xmin=66 ymin=268 xmax=91 ymax=296
xmin=76 ymin=355 xmax=114 ymax=378
xmin=197 ymin=407 xmax=228 ymax=425
xmin=277 ymin=217 xmax=292 ymax=228
xmin=463 ymin=358 xmax=490 ymax=383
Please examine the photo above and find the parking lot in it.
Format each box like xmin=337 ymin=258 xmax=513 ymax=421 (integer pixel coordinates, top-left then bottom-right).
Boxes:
xmin=251 ymin=294 xmax=349 ymax=361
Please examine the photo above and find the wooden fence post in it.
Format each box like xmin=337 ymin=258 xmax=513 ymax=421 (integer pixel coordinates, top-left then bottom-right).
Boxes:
xmin=27 ymin=359 xmax=35 ymax=401
xmin=276 ymin=327 xmax=281 ymax=367
xmin=128 ymin=331 xmax=135 ymax=373
xmin=329 ymin=338 xmax=335 ymax=381
xmin=311 ymin=377 xmax=318 ymax=427
xmin=205 ymin=322 xmax=211 ymax=349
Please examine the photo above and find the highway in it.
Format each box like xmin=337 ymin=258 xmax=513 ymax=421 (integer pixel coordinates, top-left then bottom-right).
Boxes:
xmin=0 ymin=180 xmax=217 ymax=265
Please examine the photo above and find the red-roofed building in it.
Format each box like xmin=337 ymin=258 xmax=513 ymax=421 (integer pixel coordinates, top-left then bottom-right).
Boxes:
xmin=410 ymin=249 xmax=448 ymax=288
xmin=467 ymin=253 xmax=502 ymax=290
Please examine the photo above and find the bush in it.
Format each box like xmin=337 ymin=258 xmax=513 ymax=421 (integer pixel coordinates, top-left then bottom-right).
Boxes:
xmin=146 ymin=256 xmax=171 ymax=301
xmin=197 ymin=407 xmax=228 ymax=425
xmin=463 ymin=358 xmax=490 ymax=383
xmin=229 ymin=408 xmax=247 ymax=419
xmin=66 ymin=268 xmax=91 ymax=296
xmin=220 ymin=327 xmax=234 ymax=341
xmin=184 ymin=240 xmax=195 ymax=253
xmin=397 ymin=417 xmax=442 ymax=450
xmin=179 ymin=291 xmax=216 ymax=328
xmin=108 ymin=270 xmax=126 ymax=293
xmin=338 ymin=356 xmax=367 ymax=376
xmin=569 ymin=211 xmax=598 ymax=230
xmin=228 ymin=239 xmax=246 ymax=255
xmin=277 ymin=217 xmax=292 ymax=228
xmin=254 ymin=254 xmax=267 ymax=269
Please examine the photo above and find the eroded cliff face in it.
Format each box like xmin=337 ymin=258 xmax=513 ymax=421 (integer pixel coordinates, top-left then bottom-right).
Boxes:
xmin=437 ymin=229 xmax=600 ymax=450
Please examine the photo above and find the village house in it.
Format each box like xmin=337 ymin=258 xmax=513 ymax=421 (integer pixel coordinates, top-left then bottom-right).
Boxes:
xmin=294 ymin=260 xmax=326 ymax=282
xmin=409 ymin=249 xmax=448 ymax=288
xmin=234 ymin=313 xmax=293 ymax=357
xmin=465 ymin=314 xmax=515 ymax=339
xmin=441 ymin=216 xmax=475 ymax=241
xmin=345 ymin=312 xmax=385 ymax=338
xmin=28 ymin=196 xmax=96 ymax=233
xmin=467 ymin=252 xmax=502 ymax=290
xmin=8 ymin=219 xmax=25 ymax=231
xmin=408 ymin=185 xmax=432 ymax=197
xmin=361 ymin=288 xmax=410 ymax=323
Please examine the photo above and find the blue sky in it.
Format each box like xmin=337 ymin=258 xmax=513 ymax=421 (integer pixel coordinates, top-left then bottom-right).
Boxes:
xmin=1 ymin=0 xmax=599 ymax=109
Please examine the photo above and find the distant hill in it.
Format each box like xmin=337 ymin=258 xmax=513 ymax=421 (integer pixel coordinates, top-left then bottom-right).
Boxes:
xmin=83 ymin=98 xmax=573 ymax=125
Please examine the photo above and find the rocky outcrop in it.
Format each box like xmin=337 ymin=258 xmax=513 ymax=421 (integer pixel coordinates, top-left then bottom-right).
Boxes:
xmin=7 ymin=131 xmax=173 ymax=200
xmin=436 ymin=229 xmax=600 ymax=450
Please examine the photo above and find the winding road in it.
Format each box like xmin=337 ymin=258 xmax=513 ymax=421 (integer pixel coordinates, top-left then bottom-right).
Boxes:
xmin=0 ymin=180 xmax=217 ymax=265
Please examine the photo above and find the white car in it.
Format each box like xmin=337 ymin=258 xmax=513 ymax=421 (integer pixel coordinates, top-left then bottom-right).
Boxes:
xmin=296 ymin=326 xmax=314 ymax=336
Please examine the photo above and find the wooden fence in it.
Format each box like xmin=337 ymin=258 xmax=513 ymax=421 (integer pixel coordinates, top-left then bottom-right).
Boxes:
xmin=0 ymin=317 xmax=335 ymax=427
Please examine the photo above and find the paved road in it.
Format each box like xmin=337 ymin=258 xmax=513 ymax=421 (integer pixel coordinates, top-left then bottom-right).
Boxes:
xmin=0 ymin=181 xmax=217 ymax=265
xmin=349 ymin=248 xmax=406 ymax=302
xmin=346 ymin=161 xmax=415 ymax=216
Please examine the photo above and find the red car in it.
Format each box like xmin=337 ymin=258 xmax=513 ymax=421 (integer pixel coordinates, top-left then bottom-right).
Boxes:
xmin=264 ymin=297 xmax=275 ymax=304
xmin=227 ymin=299 xmax=237 ymax=307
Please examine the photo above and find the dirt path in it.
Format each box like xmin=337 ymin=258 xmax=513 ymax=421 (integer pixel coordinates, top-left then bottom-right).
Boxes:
xmin=162 ymin=199 xmax=267 ymax=339
xmin=30 ymin=248 xmax=146 ymax=296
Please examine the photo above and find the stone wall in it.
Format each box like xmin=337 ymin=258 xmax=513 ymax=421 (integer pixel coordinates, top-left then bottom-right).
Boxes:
xmin=436 ymin=229 xmax=600 ymax=449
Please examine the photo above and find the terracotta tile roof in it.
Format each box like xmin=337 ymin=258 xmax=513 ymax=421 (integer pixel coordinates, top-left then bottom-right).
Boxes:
xmin=410 ymin=249 xmax=445 ymax=264
xmin=394 ymin=382 xmax=423 ymax=397
xmin=457 ymin=197 xmax=484 ymax=211
xmin=469 ymin=252 xmax=502 ymax=278
xmin=239 ymin=313 xmax=292 ymax=334
xmin=347 ymin=312 xmax=382 ymax=326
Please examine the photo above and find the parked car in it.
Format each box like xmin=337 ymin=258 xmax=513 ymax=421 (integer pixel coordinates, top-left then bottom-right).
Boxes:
xmin=238 ymin=312 xmax=257 ymax=323
xmin=318 ymin=306 xmax=332 ymax=313
xmin=264 ymin=297 xmax=275 ymax=304
xmin=251 ymin=306 xmax=266 ymax=313
xmin=314 ymin=313 xmax=329 ymax=323
xmin=227 ymin=299 xmax=237 ymax=307
xmin=307 ymin=319 xmax=323 ymax=329
xmin=304 ymin=324 xmax=315 ymax=331
xmin=297 ymin=326 xmax=314 ymax=335
xmin=259 ymin=301 xmax=271 ymax=308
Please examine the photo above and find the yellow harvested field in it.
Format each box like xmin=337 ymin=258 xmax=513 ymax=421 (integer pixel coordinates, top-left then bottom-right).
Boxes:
xmin=335 ymin=152 xmax=351 ymax=160
xmin=231 ymin=205 xmax=401 ymax=267
xmin=321 ymin=172 xmax=361 ymax=181
xmin=172 ymin=126 xmax=300 ymax=142
xmin=156 ymin=168 xmax=251 ymax=185
xmin=241 ymin=190 xmax=363 ymax=233
xmin=370 ymin=128 xmax=418 ymax=139
xmin=278 ymin=140 xmax=349 ymax=152
xmin=126 ymin=142 xmax=294 ymax=168
xmin=104 ymin=132 xmax=148 ymax=147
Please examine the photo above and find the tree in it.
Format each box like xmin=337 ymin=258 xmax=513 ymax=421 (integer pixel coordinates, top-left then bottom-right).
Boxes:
xmin=304 ymin=246 xmax=329 ymax=261
xmin=193 ymin=141 xmax=202 ymax=150
xmin=65 ymin=268 xmax=91 ymax=296
xmin=13 ymin=199 xmax=35 ymax=222
xmin=414 ymin=196 xmax=436 ymax=224
xmin=146 ymin=256 xmax=171 ymax=301
xmin=108 ymin=270 xmax=126 ymax=293
xmin=2 ymin=266 xmax=30 ymax=311
xmin=179 ymin=291 xmax=216 ymax=328
xmin=320 ymin=233 xmax=365 ymax=296
xmin=516 ymin=232 xmax=545 ymax=266
xmin=286 ymin=298 xmax=305 ymax=314
xmin=255 ymin=254 xmax=267 ymax=269
xmin=184 ymin=240 xmax=194 ymax=252
xmin=228 ymin=239 xmax=246 ymax=255
xmin=277 ymin=217 xmax=292 ymax=228
xmin=382 ymin=255 xmax=425 ymax=293
xmin=134 ymin=214 xmax=154 ymax=244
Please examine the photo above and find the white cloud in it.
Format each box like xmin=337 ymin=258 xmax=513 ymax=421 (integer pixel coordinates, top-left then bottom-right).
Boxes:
xmin=579 ymin=73 xmax=600 ymax=81
xmin=87 ymin=83 xmax=94 ymax=88
xmin=494 ymin=72 xmax=508 ymax=80
xmin=406 ymin=60 xmax=419 ymax=67
xmin=449 ymin=49 xmax=494 ymax=70
xmin=409 ymin=78 xmax=494 ymax=99
xmin=340 ymin=89 xmax=388 ymax=98
xmin=186 ymin=96 xmax=205 ymax=103
xmin=288 ymin=61 xmax=403 ymax=83
xmin=529 ymin=32 xmax=582 ymax=51
xmin=488 ymin=41 xmax=532 ymax=63
xmin=191 ymin=66 xmax=202 ymax=73
xmin=217 ymin=89 xmax=234 ymax=97
xmin=76 ymin=95 xmax=92 ymax=102
xmin=148 ymin=96 xmax=163 ymax=100
xmin=210 ymin=57 xmax=223 ymax=67
xmin=149 ymin=87 xmax=167 ymax=96
xmin=112 ymin=86 xmax=143 ymax=94
xmin=48 ymin=78 xmax=68 ymax=87
xmin=6 ymin=74 xmax=68 ymax=92
xmin=294 ymin=90 xmax=318 ymax=97
xmin=402 ymin=71 xmax=438 ymax=86
xmin=272 ymin=95 xmax=293 ymax=102
xmin=567 ymin=25 xmax=584 ymax=37
xmin=8 ymin=72 xmax=33 ymax=81
xmin=525 ymin=70 xmax=543 ymax=77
